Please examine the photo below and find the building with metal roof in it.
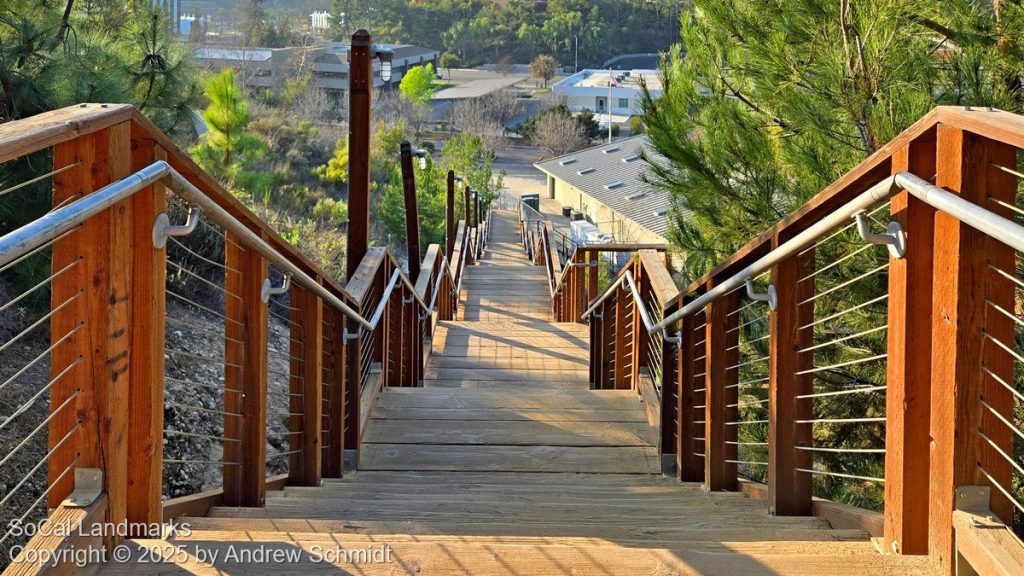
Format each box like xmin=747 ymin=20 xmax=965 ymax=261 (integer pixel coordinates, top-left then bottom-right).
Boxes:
xmin=533 ymin=135 xmax=671 ymax=245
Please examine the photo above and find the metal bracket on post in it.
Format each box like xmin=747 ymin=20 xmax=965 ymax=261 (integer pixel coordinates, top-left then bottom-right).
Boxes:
xmin=954 ymin=485 xmax=1001 ymax=576
xmin=745 ymin=278 xmax=778 ymax=310
xmin=261 ymin=273 xmax=291 ymax=304
xmin=854 ymin=210 xmax=906 ymax=259
xmin=152 ymin=206 xmax=200 ymax=249
xmin=662 ymin=328 xmax=683 ymax=349
xmin=343 ymin=327 xmax=362 ymax=341
xmin=61 ymin=468 xmax=103 ymax=508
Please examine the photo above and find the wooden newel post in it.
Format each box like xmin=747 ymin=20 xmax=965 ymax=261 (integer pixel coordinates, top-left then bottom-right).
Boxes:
xmin=289 ymin=283 xmax=324 ymax=487
xmin=347 ymin=30 xmax=373 ymax=281
xmin=223 ymin=233 xmax=269 ymax=507
xmin=928 ymin=127 xmax=1017 ymax=572
xmin=768 ymin=239 xmax=814 ymax=516
xmin=884 ymin=137 xmax=936 ymax=555
xmin=49 ymin=124 xmax=134 ymax=544
xmin=400 ymin=141 xmax=422 ymax=279
xmin=705 ymin=285 xmax=739 ymax=491
xmin=446 ymin=170 xmax=456 ymax=259
xmin=676 ymin=296 xmax=703 ymax=482
xmin=464 ymin=187 xmax=474 ymax=265
xmin=322 ymin=307 xmax=347 ymax=478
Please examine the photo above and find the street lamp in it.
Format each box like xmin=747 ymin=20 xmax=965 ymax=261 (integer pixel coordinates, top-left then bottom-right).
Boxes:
xmin=413 ymin=149 xmax=428 ymax=169
xmin=374 ymin=46 xmax=394 ymax=82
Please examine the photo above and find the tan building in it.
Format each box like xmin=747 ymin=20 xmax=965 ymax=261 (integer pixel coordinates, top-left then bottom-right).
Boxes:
xmin=534 ymin=136 xmax=671 ymax=246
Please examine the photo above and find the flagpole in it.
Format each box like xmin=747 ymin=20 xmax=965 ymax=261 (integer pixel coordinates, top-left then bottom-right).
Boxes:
xmin=608 ymin=67 xmax=613 ymax=143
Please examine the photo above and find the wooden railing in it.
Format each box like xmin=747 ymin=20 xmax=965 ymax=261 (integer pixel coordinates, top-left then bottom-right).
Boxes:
xmin=542 ymin=107 xmax=1024 ymax=575
xmin=0 ymin=104 xmax=472 ymax=573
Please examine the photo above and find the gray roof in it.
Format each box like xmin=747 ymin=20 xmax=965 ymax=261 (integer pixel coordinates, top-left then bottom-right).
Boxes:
xmin=534 ymin=136 xmax=670 ymax=239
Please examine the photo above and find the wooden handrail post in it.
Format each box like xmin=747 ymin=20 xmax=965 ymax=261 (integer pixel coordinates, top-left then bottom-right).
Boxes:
xmin=400 ymin=141 xmax=422 ymax=280
xmin=344 ymin=326 xmax=363 ymax=461
xmin=49 ymin=124 xmax=133 ymax=547
xmin=464 ymin=188 xmax=475 ymax=265
xmin=613 ymin=282 xmax=631 ymax=390
xmin=677 ymin=297 xmax=703 ymax=481
xmin=660 ymin=302 xmax=679 ymax=465
xmin=929 ymin=127 xmax=1017 ymax=572
xmin=598 ymin=299 xmax=616 ymax=389
xmin=768 ymin=239 xmax=814 ymax=516
xmin=884 ymin=137 xmax=937 ymax=554
xmin=446 ymin=170 xmax=456 ymax=259
xmin=126 ymin=130 xmax=167 ymax=531
xmin=288 ymin=283 xmax=323 ymax=486
xmin=323 ymin=307 xmax=347 ymax=477
xmin=223 ymin=234 xmax=269 ymax=507
xmin=705 ymin=286 xmax=739 ymax=491
xmin=346 ymin=30 xmax=373 ymax=281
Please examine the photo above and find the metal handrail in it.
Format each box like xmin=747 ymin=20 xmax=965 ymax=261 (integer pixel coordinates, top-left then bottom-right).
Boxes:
xmin=539 ymin=223 xmax=557 ymax=298
xmin=583 ymin=170 xmax=1024 ymax=342
xmin=0 ymin=160 xmax=376 ymax=330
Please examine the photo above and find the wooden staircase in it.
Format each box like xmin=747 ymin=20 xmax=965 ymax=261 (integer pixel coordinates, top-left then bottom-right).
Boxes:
xmin=100 ymin=210 xmax=938 ymax=574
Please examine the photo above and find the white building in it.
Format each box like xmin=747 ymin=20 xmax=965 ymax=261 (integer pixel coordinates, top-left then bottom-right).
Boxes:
xmin=552 ymin=69 xmax=662 ymax=117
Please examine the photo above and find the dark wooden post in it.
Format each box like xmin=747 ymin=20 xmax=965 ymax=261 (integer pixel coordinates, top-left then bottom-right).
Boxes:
xmin=705 ymin=286 xmax=739 ymax=491
xmin=346 ymin=30 xmax=373 ymax=281
xmin=49 ymin=124 xmax=133 ymax=545
xmin=400 ymin=141 xmax=422 ymax=279
xmin=677 ymin=296 xmax=703 ymax=481
xmin=322 ymin=307 xmax=347 ymax=477
xmin=613 ymin=283 xmax=630 ymax=389
xmin=929 ymin=127 xmax=1016 ymax=572
xmin=288 ymin=283 xmax=324 ymax=487
xmin=884 ymin=136 xmax=937 ymax=554
xmin=464 ymin=187 xmax=474 ymax=265
xmin=446 ymin=170 xmax=456 ymax=259
xmin=768 ymin=239 xmax=814 ymax=516
xmin=223 ymin=233 xmax=269 ymax=507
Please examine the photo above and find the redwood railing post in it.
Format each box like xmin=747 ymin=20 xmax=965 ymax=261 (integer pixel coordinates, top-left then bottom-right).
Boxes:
xmin=676 ymin=296 xmax=703 ymax=482
xmin=322 ymin=306 xmax=347 ymax=478
xmin=705 ymin=284 xmax=739 ymax=491
xmin=464 ymin=188 xmax=475 ymax=265
xmin=768 ymin=237 xmax=814 ymax=516
xmin=400 ymin=141 xmax=422 ymax=279
xmin=884 ymin=136 xmax=937 ymax=554
xmin=288 ymin=283 xmax=323 ymax=486
xmin=223 ymin=232 xmax=269 ymax=507
xmin=928 ymin=127 xmax=1017 ymax=572
xmin=660 ymin=301 xmax=679 ymax=469
xmin=346 ymin=30 xmax=373 ymax=281
xmin=49 ymin=124 xmax=134 ymax=547
xmin=446 ymin=170 xmax=456 ymax=259
xmin=126 ymin=130 xmax=167 ymax=530
xmin=613 ymin=280 xmax=631 ymax=390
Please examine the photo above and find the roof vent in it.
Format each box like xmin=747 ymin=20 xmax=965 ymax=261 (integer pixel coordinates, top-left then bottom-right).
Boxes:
xmin=577 ymin=167 xmax=596 ymax=175
xmin=603 ymin=146 xmax=621 ymax=154
xmin=654 ymin=208 xmax=668 ymax=216
xmin=606 ymin=181 xmax=625 ymax=190
xmin=622 ymin=155 xmax=640 ymax=163
xmin=624 ymin=190 xmax=646 ymax=200
xmin=560 ymin=158 xmax=578 ymax=166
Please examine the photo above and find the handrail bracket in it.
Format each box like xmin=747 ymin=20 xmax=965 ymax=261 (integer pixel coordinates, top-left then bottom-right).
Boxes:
xmin=854 ymin=210 xmax=906 ymax=259
xmin=745 ymin=278 xmax=778 ymax=311
xmin=152 ymin=205 xmax=200 ymax=249
xmin=261 ymin=273 xmax=292 ymax=303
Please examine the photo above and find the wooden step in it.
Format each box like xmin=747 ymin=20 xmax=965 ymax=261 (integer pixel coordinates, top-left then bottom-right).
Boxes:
xmin=363 ymin=419 xmax=655 ymax=446
xmin=102 ymin=533 xmax=938 ymax=575
xmin=359 ymin=444 xmax=660 ymax=473
xmin=377 ymin=388 xmax=640 ymax=410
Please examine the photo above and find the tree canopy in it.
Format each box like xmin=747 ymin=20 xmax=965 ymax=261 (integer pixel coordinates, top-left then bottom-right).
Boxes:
xmin=641 ymin=0 xmax=1022 ymax=282
xmin=399 ymin=64 xmax=437 ymax=106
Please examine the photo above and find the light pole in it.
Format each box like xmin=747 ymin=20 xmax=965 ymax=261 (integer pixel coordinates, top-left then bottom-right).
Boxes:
xmin=346 ymin=31 xmax=394 ymax=280
xmin=608 ymin=67 xmax=613 ymax=143
xmin=574 ymin=35 xmax=579 ymax=73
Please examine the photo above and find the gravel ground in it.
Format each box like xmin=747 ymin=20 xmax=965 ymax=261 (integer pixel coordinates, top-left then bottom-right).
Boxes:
xmin=0 ymin=296 xmax=294 ymax=570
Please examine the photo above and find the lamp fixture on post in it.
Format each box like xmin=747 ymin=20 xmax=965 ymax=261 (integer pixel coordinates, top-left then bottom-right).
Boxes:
xmin=374 ymin=46 xmax=394 ymax=82
xmin=413 ymin=148 xmax=428 ymax=170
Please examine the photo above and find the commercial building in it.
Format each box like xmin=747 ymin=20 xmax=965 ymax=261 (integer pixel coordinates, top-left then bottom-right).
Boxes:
xmin=551 ymin=69 xmax=662 ymax=117
xmin=195 ymin=43 xmax=439 ymax=94
xmin=533 ymin=135 xmax=672 ymax=245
